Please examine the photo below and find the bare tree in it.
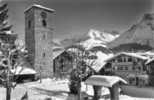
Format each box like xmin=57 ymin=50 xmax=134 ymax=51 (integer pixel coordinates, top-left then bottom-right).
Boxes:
xmin=66 ymin=44 xmax=98 ymax=100
xmin=0 ymin=43 xmax=27 ymax=100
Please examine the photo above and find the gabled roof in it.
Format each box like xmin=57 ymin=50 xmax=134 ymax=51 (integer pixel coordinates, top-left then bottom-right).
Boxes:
xmin=105 ymin=52 xmax=148 ymax=62
xmin=53 ymin=50 xmax=65 ymax=60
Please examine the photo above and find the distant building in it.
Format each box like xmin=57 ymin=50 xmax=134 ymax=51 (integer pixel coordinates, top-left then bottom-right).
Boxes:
xmin=105 ymin=52 xmax=151 ymax=86
xmin=145 ymin=58 xmax=154 ymax=86
xmin=53 ymin=51 xmax=73 ymax=78
xmin=24 ymin=4 xmax=55 ymax=77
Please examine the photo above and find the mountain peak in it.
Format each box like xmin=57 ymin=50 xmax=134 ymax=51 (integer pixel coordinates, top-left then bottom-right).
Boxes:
xmin=79 ymin=29 xmax=119 ymax=49
xmin=108 ymin=13 xmax=154 ymax=48
xmin=88 ymin=29 xmax=119 ymax=43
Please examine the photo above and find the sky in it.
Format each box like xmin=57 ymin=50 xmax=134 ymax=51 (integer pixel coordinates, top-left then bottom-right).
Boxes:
xmin=1 ymin=0 xmax=154 ymax=41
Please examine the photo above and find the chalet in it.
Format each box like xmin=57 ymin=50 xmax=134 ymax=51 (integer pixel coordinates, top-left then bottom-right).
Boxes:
xmin=104 ymin=52 xmax=151 ymax=86
xmin=53 ymin=50 xmax=73 ymax=78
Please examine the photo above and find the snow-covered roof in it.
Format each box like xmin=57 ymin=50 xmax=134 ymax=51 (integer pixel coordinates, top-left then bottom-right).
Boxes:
xmin=85 ymin=52 xmax=113 ymax=72
xmin=25 ymin=4 xmax=55 ymax=13
xmin=85 ymin=75 xmax=127 ymax=87
xmin=145 ymin=58 xmax=154 ymax=65
xmin=106 ymin=52 xmax=148 ymax=62
xmin=124 ymin=52 xmax=148 ymax=59
xmin=85 ymin=59 xmax=105 ymax=72
xmin=53 ymin=50 xmax=65 ymax=60
xmin=136 ymin=51 xmax=154 ymax=58
xmin=91 ymin=62 xmax=106 ymax=72
xmin=11 ymin=66 xmax=37 ymax=75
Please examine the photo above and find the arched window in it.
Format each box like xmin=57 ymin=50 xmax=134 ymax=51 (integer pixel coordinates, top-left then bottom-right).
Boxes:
xmin=41 ymin=11 xmax=47 ymax=27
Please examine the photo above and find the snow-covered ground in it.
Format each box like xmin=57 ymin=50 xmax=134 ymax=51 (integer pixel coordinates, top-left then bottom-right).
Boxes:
xmin=0 ymin=78 xmax=154 ymax=100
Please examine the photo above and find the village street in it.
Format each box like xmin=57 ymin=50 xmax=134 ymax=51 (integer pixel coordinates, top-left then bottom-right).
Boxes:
xmin=0 ymin=78 xmax=154 ymax=100
xmin=0 ymin=79 xmax=70 ymax=100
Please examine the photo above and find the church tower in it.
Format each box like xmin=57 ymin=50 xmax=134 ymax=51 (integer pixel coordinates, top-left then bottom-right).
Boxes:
xmin=25 ymin=4 xmax=55 ymax=77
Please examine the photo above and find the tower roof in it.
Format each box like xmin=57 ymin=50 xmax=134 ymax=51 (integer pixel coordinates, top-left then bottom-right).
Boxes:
xmin=24 ymin=4 xmax=55 ymax=13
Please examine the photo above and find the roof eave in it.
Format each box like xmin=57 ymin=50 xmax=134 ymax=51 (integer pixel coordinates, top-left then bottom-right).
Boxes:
xmin=24 ymin=4 xmax=55 ymax=13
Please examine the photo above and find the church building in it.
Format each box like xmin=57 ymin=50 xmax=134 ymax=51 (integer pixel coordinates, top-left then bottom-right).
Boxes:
xmin=24 ymin=4 xmax=55 ymax=77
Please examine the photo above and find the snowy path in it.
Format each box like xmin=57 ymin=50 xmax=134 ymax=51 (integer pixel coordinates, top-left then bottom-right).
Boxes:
xmin=0 ymin=79 xmax=154 ymax=100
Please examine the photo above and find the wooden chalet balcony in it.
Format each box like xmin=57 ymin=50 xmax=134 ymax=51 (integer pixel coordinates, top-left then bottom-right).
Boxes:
xmin=112 ymin=62 xmax=133 ymax=66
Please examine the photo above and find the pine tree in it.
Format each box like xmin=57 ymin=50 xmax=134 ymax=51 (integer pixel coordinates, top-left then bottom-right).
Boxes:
xmin=0 ymin=3 xmax=16 ymax=50
xmin=0 ymin=3 xmax=14 ymax=100
xmin=0 ymin=3 xmax=25 ymax=100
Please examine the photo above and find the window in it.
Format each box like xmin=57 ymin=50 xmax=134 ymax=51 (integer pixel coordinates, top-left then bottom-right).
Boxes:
xmin=117 ymin=67 xmax=120 ymax=70
xmin=118 ymin=66 xmax=123 ymax=70
xmin=28 ymin=20 xmax=31 ymax=29
xmin=42 ymin=52 xmax=46 ymax=58
xmin=123 ymin=57 xmax=127 ymax=62
xmin=138 ymin=67 xmax=141 ymax=71
xmin=128 ymin=57 xmax=132 ymax=62
xmin=2 ymin=60 xmax=8 ymax=66
xmin=42 ymin=19 xmax=47 ymax=27
xmin=125 ymin=66 xmax=128 ymax=70
xmin=143 ymin=65 xmax=146 ymax=71
xmin=118 ymin=58 xmax=122 ymax=62
xmin=41 ymin=11 xmax=47 ymax=27
xmin=129 ymin=77 xmax=135 ymax=85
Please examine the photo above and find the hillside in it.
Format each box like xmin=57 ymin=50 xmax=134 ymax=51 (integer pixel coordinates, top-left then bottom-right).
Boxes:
xmin=108 ymin=13 xmax=154 ymax=48
xmin=111 ymin=43 xmax=153 ymax=53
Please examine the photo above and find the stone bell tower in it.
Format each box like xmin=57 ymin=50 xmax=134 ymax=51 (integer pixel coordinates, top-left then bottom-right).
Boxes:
xmin=25 ymin=4 xmax=55 ymax=77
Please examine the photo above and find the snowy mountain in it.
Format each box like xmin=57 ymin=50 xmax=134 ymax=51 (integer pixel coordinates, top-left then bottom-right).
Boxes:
xmin=81 ymin=29 xmax=119 ymax=49
xmin=60 ymin=29 xmax=119 ymax=49
xmin=108 ymin=13 xmax=154 ymax=48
